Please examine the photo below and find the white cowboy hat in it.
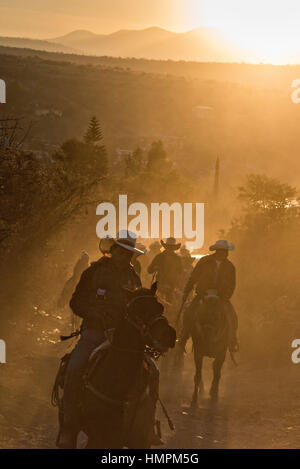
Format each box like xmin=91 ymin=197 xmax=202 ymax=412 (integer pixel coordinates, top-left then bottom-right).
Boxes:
xmin=209 ymin=239 xmax=235 ymax=251
xmin=135 ymin=243 xmax=147 ymax=255
xmin=160 ymin=237 xmax=181 ymax=250
xmin=115 ymin=230 xmax=145 ymax=255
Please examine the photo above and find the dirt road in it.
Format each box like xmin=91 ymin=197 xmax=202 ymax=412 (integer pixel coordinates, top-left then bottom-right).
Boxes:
xmin=1 ymin=332 xmax=300 ymax=449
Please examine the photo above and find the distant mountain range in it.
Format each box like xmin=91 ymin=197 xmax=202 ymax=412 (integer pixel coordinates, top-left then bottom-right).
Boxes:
xmin=0 ymin=36 xmax=77 ymax=54
xmin=0 ymin=27 xmax=248 ymax=62
xmin=51 ymin=27 xmax=246 ymax=62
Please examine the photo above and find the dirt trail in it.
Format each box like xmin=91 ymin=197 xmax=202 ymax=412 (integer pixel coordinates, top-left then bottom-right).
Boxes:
xmin=1 ymin=332 xmax=300 ymax=449
xmin=160 ymin=350 xmax=300 ymax=449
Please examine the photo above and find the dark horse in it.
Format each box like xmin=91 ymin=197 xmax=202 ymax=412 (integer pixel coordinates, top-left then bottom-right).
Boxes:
xmin=53 ymin=283 xmax=176 ymax=448
xmin=191 ymin=296 xmax=230 ymax=406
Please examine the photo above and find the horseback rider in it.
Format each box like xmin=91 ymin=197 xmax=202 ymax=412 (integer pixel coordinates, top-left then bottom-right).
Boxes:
xmin=147 ymin=237 xmax=183 ymax=303
xmin=178 ymin=239 xmax=239 ymax=353
xmin=142 ymin=241 xmax=161 ymax=287
xmin=179 ymin=245 xmax=195 ymax=285
xmin=59 ymin=230 xmax=144 ymax=448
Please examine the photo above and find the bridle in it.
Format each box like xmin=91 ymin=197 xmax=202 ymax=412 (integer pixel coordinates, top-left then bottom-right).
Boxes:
xmin=85 ymin=295 xmax=167 ymax=408
xmin=124 ymin=295 xmax=168 ymax=354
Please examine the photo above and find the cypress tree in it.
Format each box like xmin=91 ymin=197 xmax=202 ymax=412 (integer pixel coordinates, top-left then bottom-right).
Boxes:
xmin=84 ymin=116 xmax=103 ymax=144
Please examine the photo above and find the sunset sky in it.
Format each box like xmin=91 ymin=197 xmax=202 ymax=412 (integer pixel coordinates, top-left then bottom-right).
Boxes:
xmin=1 ymin=0 xmax=300 ymax=63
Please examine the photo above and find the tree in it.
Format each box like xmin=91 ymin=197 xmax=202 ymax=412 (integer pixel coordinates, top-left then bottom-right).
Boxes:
xmin=55 ymin=117 xmax=107 ymax=177
xmin=237 ymin=174 xmax=299 ymax=227
xmin=84 ymin=116 xmax=103 ymax=144
xmin=146 ymin=140 xmax=171 ymax=173
xmin=213 ymin=157 xmax=220 ymax=199
xmin=125 ymin=147 xmax=144 ymax=177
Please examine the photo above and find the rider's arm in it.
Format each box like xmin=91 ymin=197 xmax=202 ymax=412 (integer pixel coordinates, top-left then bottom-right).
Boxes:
xmin=220 ymin=263 xmax=236 ymax=300
xmin=69 ymin=263 xmax=102 ymax=320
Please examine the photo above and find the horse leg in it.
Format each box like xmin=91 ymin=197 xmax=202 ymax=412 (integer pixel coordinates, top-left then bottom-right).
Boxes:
xmin=191 ymin=343 xmax=203 ymax=408
xmin=210 ymin=350 xmax=226 ymax=401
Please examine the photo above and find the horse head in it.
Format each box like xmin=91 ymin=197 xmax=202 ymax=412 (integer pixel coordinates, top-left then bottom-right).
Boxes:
xmin=124 ymin=282 xmax=176 ymax=354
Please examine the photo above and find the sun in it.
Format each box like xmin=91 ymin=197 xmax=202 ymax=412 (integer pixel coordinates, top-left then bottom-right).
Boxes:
xmin=188 ymin=0 xmax=300 ymax=64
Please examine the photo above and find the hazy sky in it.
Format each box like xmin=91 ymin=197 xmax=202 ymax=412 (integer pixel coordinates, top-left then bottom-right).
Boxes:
xmin=1 ymin=0 xmax=300 ymax=63
xmin=0 ymin=0 xmax=199 ymax=37
xmin=1 ymin=0 xmax=299 ymax=37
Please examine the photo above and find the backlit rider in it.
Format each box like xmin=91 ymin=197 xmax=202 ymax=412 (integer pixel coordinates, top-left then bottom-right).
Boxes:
xmin=59 ymin=230 xmax=143 ymax=448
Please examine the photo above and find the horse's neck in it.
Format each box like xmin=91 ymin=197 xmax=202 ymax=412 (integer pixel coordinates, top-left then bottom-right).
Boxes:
xmin=92 ymin=318 xmax=144 ymax=399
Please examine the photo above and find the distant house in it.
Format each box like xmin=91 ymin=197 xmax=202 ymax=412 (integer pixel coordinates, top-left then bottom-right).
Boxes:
xmin=35 ymin=108 xmax=63 ymax=118
xmin=193 ymin=105 xmax=214 ymax=119
xmin=116 ymin=148 xmax=131 ymax=162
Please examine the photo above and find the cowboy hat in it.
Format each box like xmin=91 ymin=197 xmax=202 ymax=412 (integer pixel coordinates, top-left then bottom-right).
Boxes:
xmin=114 ymin=230 xmax=145 ymax=255
xmin=209 ymin=239 xmax=235 ymax=251
xmin=135 ymin=243 xmax=147 ymax=255
xmin=160 ymin=237 xmax=181 ymax=251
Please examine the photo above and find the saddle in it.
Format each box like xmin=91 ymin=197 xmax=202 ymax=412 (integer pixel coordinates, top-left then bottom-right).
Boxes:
xmin=51 ymin=340 xmax=110 ymax=411
xmin=193 ymin=297 xmax=228 ymax=358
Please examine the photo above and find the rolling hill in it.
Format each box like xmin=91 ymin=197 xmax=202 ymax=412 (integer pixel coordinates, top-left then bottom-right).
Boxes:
xmin=0 ymin=36 xmax=77 ymax=54
xmin=1 ymin=47 xmax=300 ymax=186
xmin=52 ymin=26 xmax=246 ymax=62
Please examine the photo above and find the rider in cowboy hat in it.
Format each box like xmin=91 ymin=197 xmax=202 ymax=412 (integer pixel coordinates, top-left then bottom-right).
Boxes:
xmin=59 ymin=230 xmax=143 ymax=448
xmin=178 ymin=239 xmax=239 ymax=354
xmin=179 ymin=245 xmax=195 ymax=285
xmin=147 ymin=237 xmax=183 ymax=303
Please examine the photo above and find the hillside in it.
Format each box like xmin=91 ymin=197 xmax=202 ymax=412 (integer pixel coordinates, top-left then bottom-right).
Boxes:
xmin=1 ymin=49 xmax=300 ymax=185
xmin=0 ymin=37 xmax=77 ymax=54
xmin=1 ymin=45 xmax=300 ymax=90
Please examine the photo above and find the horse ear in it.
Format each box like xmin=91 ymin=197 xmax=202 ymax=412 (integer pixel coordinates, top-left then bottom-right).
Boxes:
xmin=150 ymin=281 xmax=158 ymax=295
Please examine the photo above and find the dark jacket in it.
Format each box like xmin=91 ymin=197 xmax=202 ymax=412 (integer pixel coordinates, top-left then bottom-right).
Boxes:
xmin=70 ymin=256 xmax=141 ymax=331
xmin=147 ymin=250 xmax=183 ymax=290
xmin=184 ymin=254 xmax=236 ymax=301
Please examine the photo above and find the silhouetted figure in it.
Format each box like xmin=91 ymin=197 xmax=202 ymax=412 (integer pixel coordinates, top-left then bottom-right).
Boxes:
xmin=178 ymin=239 xmax=238 ymax=353
xmin=59 ymin=231 xmax=142 ymax=448
xmin=179 ymin=245 xmax=194 ymax=286
xmin=142 ymin=241 xmax=161 ymax=287
xmin=148 ymin=237 xmax=183 ymax=303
